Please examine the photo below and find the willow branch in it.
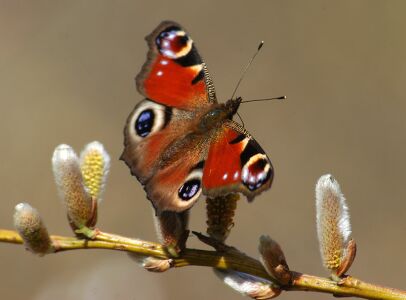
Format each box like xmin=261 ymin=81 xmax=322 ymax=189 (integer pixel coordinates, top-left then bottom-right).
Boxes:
xmin=1 ymin=229 xmax=404 ymax=300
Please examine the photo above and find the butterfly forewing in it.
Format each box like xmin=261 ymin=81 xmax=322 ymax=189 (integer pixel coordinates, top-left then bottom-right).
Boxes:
xmin=136 ymin=21 xmax=217 ymax=110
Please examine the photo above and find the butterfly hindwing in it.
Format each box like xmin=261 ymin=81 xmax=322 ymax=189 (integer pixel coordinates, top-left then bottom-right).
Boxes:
xmin=121 ymin=99 xmax=198 ymax=184
xmin=122 ymin=99 xmax=210 ymax=212
xmin=202 ymin=121 xmax=274 ymax=201
xmin=136 ymin=21 xmax=217 ymax=110
xmin=144 ymin=147 xmax=207 ymax=213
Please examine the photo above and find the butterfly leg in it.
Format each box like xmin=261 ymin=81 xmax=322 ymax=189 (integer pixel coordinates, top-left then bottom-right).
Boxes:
xmin=153 ymin=210 xmax=190 ymax=256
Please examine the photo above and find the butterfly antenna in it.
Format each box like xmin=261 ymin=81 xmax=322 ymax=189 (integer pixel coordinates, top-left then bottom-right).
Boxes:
xmin=230 ymin=41 xmax=264 ymax=100
xmin=236 ymin=111 xmax=245 ymax=127
xmin=241 ymin=96 xmax=286 ymax=104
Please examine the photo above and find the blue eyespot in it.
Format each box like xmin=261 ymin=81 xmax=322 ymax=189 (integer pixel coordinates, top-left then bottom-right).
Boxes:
xmin=135 ymin=109 xmax=154 ymax=137
xmin=178 ymin=179 xmax=201 ymax=201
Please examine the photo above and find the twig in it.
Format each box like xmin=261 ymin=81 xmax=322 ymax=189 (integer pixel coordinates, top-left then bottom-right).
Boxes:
xmin=1 ymin=229 xmax=404 ymax=300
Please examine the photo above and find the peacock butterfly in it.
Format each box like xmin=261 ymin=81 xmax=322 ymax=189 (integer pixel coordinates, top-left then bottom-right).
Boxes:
xmin=121 ymin=21 xmax=274 ymax=214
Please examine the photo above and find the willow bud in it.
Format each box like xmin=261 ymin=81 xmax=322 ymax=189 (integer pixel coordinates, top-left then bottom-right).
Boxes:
xmin=52 ymin=144 xmax=94 ymax=229
xmin=13 ymin=203 xmax=52 ymax=255
xmin=258 ymin=235 xmax=291 ymax=285
xmin=315 ymin=174 xmax=355 ymax=277
xmin=214 ymin=269 xmax=281 ymax=299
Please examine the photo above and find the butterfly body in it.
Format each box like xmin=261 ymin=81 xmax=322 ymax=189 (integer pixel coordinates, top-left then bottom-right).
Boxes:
xmin=198 ymin=98 xmax=242 ymax=131
xmin=122 ymin=21 xmax=274 ymax=214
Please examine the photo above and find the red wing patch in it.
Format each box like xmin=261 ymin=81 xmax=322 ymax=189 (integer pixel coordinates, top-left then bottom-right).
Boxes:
xmin=136 ymin=21 xmax=216 ymax=110
xmin=121 ymin=123 xmax=185 ymax=184
xmin=143 ymin=58 xmax=207 ymax=109
xmin=202 ymin=122 xmax=274 ymax=201
xmin=203 ymin=127 xmax=246 ymax=189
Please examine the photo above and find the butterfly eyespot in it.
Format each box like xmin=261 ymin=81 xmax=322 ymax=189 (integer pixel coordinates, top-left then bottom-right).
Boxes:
xmin=135 ymin=109 xmax=154 ymax=137
xmin=156 ymin=28 xmax=192 ymax=59
xmin=128 ymin=100 xmax=170 ymax=142
xmin=178 ymin=178 xmax=201 ymax=201
xmin=176 ymin=167 xmax=203 ymax=205
xmin=241 ymin=154 xmax=272 ymax=191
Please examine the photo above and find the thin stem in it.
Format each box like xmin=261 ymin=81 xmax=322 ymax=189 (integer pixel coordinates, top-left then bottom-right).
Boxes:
xmin=1 ymin=229 xmax=405 ymax=300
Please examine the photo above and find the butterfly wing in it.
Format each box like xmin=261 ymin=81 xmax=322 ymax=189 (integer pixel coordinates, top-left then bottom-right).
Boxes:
xmin=143 ymin=134 xmax=209 ymax=212
xmin=122 ymin=105 xmax=210 ymax=213
xmin=121 ymin=99 xmax=193 ymax=184
xmin=122 ymin=21 xmax=216 ymax=213
xmin=202 ymin=120 xmax=274 ymax=201
xmin=123 ymin=116 xmax=274 ymax=212
xmin=136 ymin=20 xmax=217 ymax=110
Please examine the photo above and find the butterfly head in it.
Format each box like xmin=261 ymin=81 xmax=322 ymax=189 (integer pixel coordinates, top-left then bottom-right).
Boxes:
xmin=198 ymin=97 xmax=242 ymax=132
xmin=224 ymin=96 xmax=243 ymax=118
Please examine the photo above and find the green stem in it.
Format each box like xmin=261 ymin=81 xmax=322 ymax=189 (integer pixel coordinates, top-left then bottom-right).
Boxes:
xmin=1 ymin=229 xmax=405 ymax=300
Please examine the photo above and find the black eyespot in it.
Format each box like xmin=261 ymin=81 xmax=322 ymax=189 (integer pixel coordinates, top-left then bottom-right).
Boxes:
xmin=178 ymin=35 xmax=189 ymax=46
xmin=135 ymin=109 xmax=154 ymax=137
xmin=178 ymin=179 xmax=201 ymax=201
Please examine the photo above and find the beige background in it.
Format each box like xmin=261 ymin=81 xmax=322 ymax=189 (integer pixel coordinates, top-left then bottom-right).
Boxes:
xmin=0 ymin=1 xmax=405 ymax=299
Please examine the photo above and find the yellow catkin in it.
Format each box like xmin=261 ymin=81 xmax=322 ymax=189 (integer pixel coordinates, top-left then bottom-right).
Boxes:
xmin=320 ymin=190 xmax=343 ymax=270
xmin=81 ymin=150 xmax=104 ymax=199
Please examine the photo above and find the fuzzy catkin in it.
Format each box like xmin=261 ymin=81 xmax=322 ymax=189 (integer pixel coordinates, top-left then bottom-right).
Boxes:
xmin=315 ymin=174 xmax=351 ymax=271
xmin=14 ymin=203 xmax=52 ymax=255
xmin=52 ymin=144 xmax=93 ymax=228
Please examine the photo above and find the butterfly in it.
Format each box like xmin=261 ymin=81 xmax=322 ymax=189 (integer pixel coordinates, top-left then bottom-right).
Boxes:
xmin=121 ymin=21 xmax=274 ymax=214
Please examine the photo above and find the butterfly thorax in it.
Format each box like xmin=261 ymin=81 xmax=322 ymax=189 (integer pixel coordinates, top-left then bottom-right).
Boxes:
xmin=198 ymin=97 xmax=242 ymax=132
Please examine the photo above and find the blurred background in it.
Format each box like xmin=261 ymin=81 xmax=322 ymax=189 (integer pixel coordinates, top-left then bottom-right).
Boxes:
xmin=0 ymin=1 xmax=405 ymax=299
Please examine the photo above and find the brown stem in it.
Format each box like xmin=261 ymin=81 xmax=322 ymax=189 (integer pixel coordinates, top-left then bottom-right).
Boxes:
xmin=1 ymin=229 xmax=405 ymax=300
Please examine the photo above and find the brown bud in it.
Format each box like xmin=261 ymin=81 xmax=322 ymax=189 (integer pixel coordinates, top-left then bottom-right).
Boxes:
xmin=142 ymin=257 xmax=173 ymax=273
xmin=258 ymin=235 xmax=291 ymax=285
xmin=128 ymin=253 xmax=173 ymax=273
xmin=336 ymin=239 xmax=357 ymax=277
xmin=214 ymin=269 xmax=281 ymax=299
